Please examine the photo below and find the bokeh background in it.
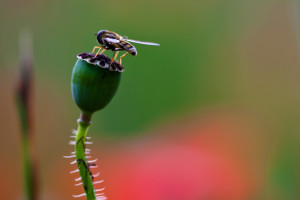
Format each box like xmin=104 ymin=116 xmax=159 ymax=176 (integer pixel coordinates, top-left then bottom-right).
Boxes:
xmin=1 ymin=0 xmax=300 ymax=199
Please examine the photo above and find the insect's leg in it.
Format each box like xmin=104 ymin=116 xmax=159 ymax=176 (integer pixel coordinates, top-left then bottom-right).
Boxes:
xmin=94 ymin=47 xmax=103 ymax=58
xmin=119 ymin=52 xmax=129 ymax=65
xmin=110 ymin=51 xmax=120 ymax=66
xmin=100 ymin=49 xmax=106 ymax=54
xmin=114 ymin=51 xmax=119 ymax=60
xmin=91 ymin=46 xmax=101 ymax=54
xmin=110 ymin=51 xmax=116 ymax=65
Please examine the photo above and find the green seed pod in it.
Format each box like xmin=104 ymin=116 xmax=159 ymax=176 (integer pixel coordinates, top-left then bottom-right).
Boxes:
xmin=71 ymin=53 xmax=123 ymax=115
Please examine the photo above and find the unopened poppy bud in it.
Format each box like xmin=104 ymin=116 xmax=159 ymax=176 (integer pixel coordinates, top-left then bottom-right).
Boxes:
xmin=71 ymin=53 xmax=123 ymax=115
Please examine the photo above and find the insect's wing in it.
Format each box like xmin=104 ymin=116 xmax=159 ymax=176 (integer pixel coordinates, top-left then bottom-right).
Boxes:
xmin=125 ymin=39 xmax=160 ymax=46
xmin=103 ymin=37 xmax=121 ymax=44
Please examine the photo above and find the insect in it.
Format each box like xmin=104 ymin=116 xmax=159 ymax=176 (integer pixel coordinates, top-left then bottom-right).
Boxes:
xmin=92 ymin=30 xmax=160 ymax=65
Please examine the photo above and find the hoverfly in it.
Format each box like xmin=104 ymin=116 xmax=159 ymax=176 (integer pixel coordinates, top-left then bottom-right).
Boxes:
xmin=92 ymin=30 xmax=160 ymax=65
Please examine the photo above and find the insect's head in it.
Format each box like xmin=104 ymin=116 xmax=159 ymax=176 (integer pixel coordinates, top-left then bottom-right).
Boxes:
xmin=96 ymin=30 xmax=107 ymax=45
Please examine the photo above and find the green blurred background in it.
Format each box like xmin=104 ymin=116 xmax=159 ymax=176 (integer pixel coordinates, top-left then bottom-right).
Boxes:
xmin=1 ymin=0 xmax=300 ymax=199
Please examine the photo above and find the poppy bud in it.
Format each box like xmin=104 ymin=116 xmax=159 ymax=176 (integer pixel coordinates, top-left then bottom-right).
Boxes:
xmin=71 ymin=53 xmax=123 ymax=116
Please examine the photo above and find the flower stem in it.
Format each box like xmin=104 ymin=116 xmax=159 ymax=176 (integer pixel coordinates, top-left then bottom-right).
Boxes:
xmin=22 ymin=132 xmax=37 ymax=200
xmin=75 ymin=113 xmax=96 ymax=200
xmin=17 ymin=29 xmax=39 ymax=200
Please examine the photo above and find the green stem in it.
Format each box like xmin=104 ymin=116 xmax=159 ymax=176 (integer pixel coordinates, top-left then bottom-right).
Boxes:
xmin=75 ymin=113 xmax=96 ymax=200
xmin=22 ymin=133 xmax=31 ymax=198
xmin=17 ymin=98 xmax=38 ymax=200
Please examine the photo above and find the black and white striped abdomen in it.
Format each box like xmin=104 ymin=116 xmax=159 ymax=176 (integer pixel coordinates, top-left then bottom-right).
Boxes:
xmin=119 ymin=40 xmax=137 ymax=56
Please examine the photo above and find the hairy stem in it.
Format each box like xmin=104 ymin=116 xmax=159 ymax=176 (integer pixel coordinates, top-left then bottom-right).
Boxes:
xmin=75 ymin=113 xmax=96 ymax=200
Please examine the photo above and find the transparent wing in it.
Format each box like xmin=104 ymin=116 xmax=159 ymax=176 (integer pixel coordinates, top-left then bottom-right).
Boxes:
xmin=125 ymin=39 xmax=160 ymax=46
xmin=103 ymin=37 xmax=120 ymax=44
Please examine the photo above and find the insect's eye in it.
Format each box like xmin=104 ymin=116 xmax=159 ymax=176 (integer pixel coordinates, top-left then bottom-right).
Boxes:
xmin=96 ymin=30 xmax=106 ymax=37
xmin=96 ymin=30 xmax=106 ymax=45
